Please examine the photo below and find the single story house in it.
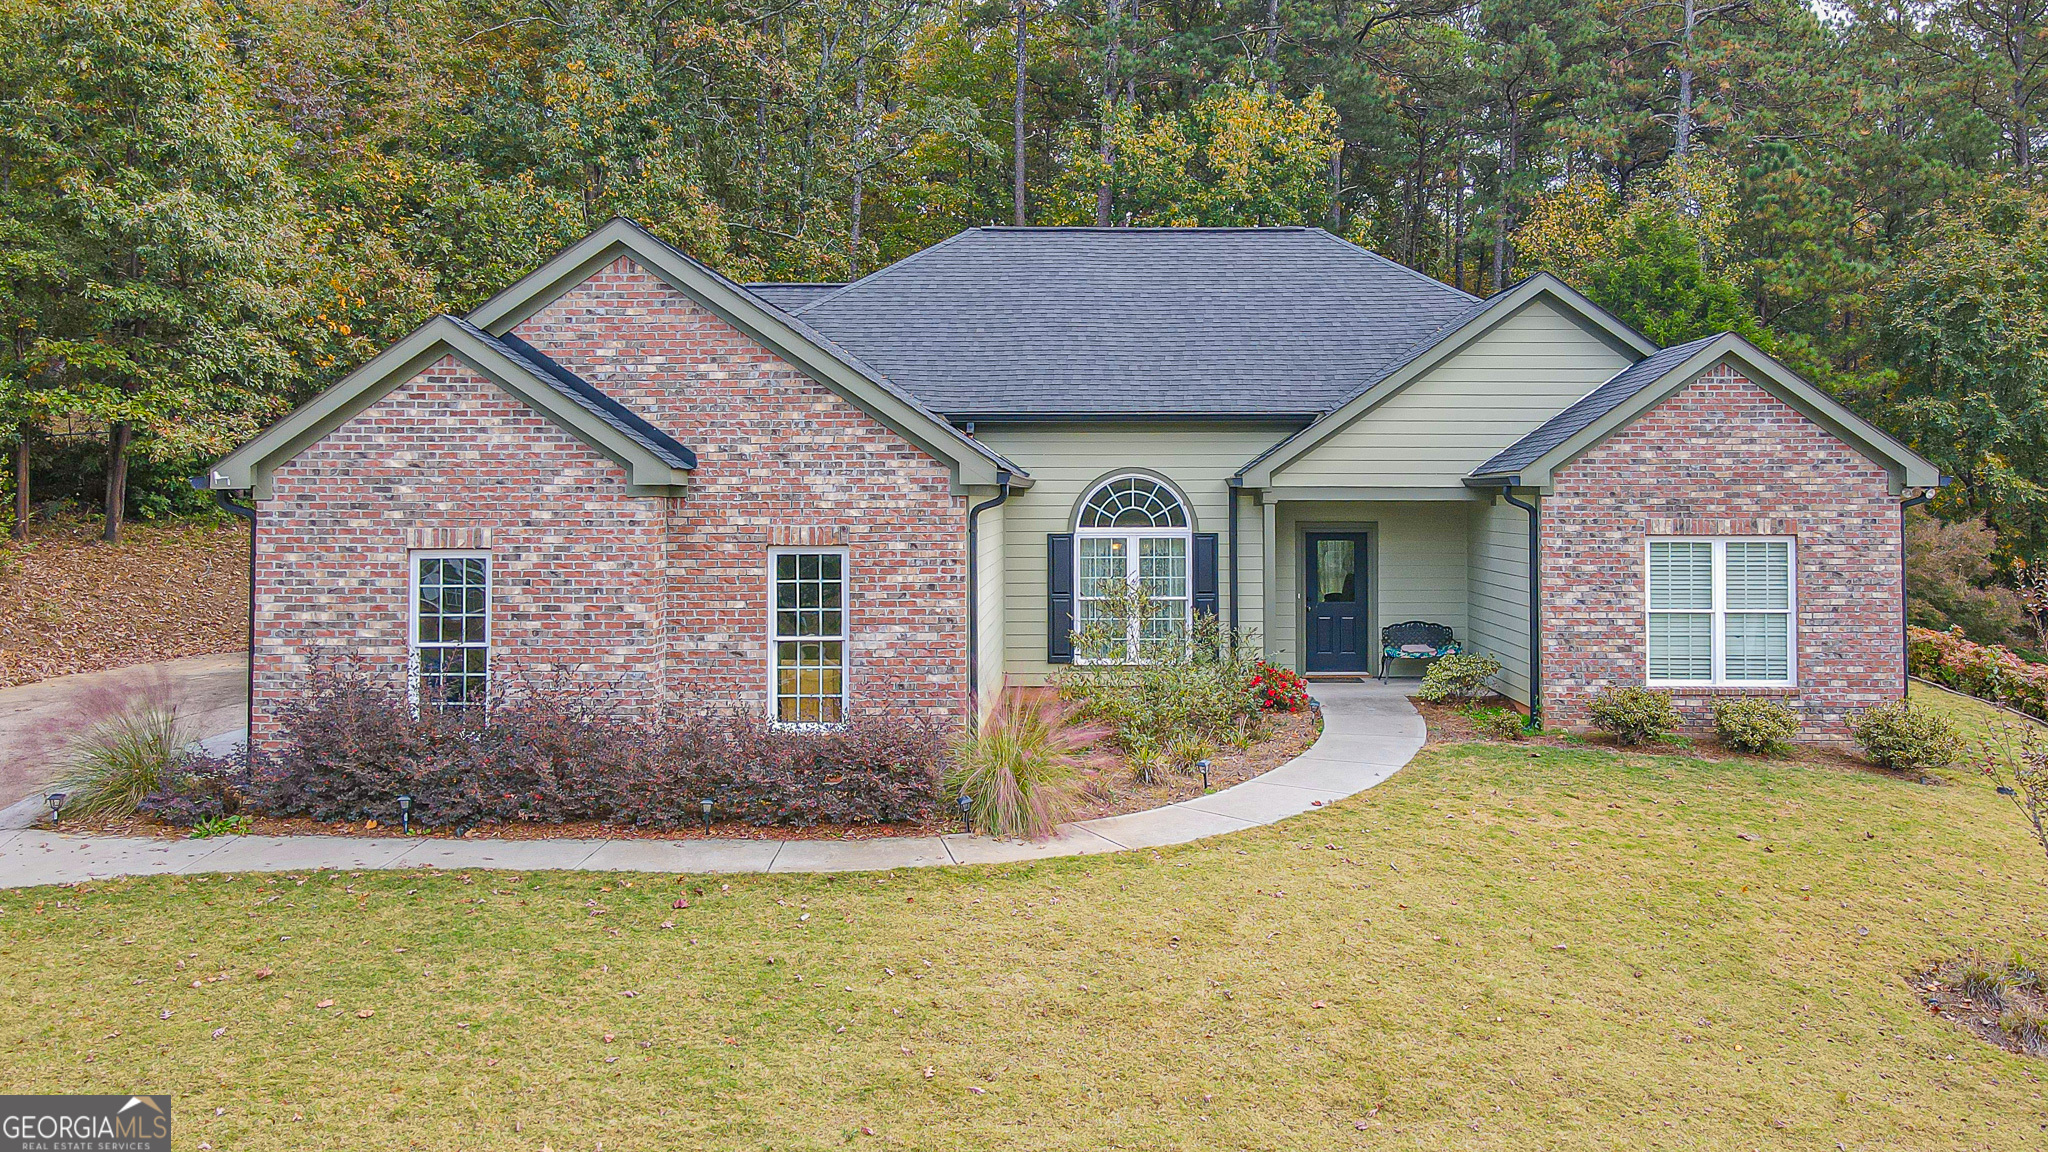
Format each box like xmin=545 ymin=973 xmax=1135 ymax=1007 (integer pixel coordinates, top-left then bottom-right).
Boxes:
xmin=204 ymin=218 xmax=1938 ymax=745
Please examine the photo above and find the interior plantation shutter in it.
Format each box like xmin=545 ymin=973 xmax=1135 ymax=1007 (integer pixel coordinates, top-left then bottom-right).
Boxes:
xmin=1724 ymin=540 xmax=1792 ymax=681
xmin=1192 ymin=533 xmax=1220 ymax=621
xmin=1046 ymin=533 xmax=1075 ymax=663
xmin=1647 ymin=541 xmax=1713 ymax=681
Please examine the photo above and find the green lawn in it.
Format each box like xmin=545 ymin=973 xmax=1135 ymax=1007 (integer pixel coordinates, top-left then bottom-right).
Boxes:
xmin=3 ymin=692 xmax=2046 ymax=1150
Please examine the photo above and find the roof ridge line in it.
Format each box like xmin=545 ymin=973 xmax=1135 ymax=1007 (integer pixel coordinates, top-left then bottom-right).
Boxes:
xmin=1308 ymin=227 xmax=1479 ymax=302
xmin=795 ymin=228 xmax=985 ymax=314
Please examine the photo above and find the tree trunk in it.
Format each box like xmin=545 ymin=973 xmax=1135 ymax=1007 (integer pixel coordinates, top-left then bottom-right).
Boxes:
xmin=10 ymin=428 xmax=27 ymax=542
xmin=1673 ymin=0 xmax=1695 ymax=161
xmin=1014 ymin=0 xmax=1029 ymax=225
xmin=850 ymin=32 xmax=868 ymax=276
xmin=1491 ymin=107 xmax=1520 ymax=293
xmin=1096 ymin=0 xmax=1123 ymax=226
xmin=102 ymin=420 xmax=131 ymax=544
xmin=1264 ymin=0 xmax=1281 ymax=65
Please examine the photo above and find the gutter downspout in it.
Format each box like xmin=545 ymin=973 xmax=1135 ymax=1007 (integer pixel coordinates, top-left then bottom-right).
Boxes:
xmin=1227 ymin=477 xmax=1243 ymax=634
xmin=1496 ymin=478 xmax=1542 ymax=726
xmin=1899 ymin=487 xmax=1934 ymax=700
xmin=965 ymin=470 xmax=1013 ymax=709
xmin=197 ymin=478 xmax=256 ymax=766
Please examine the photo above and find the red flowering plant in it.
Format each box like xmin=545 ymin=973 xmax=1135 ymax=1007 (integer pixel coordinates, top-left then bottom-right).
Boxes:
xmin=1247 ymin=661 xmax=1310 ymax=712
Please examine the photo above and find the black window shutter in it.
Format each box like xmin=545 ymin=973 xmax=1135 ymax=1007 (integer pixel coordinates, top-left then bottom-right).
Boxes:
xmin=1193 ymin=532 xmax=1220 ymax=621
xmin=1046 ymin=533 xmax=1075 ymax=663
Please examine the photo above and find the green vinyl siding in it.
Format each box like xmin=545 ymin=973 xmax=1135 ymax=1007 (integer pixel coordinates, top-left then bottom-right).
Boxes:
xmin=971 ymin=423 xmax=1292 ymax=683
xmin=972 ymin=488 xmax=1007 ymax=712
xmin=1269 ymin=501 xmax=1469 ymax=672
xmin=1271 ymin=297 xmax=1635 ymax=488
xmin=1467 ymin=494 xmax=1532 ymax=704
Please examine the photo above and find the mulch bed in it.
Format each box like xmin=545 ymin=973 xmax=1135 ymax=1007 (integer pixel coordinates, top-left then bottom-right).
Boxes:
xmin=62 ymin=706 xmax=1326 ymax=843
xmin=1413 ymin=695 xmax=1917 ymax=778
xmin=0 ymin=515 xmax=250 ymax=687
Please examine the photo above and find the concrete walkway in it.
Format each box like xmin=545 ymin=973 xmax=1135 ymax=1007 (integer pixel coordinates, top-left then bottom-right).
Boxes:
xmin=0 ymin=680 xmax=1424 ymax=887
xmin=0 ymin=653 xmax=248 ymax=820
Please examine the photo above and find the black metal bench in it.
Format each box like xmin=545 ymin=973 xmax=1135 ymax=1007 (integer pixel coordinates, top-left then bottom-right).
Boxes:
xmin=1380 ymin=621 xmax=1460 ymax=681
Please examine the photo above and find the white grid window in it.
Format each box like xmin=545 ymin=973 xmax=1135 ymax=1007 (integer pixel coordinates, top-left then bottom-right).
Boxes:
xmin=1075 ymin=475 xmax=1191 ymax=663
xmin=411 ymin=552 xmax=490 ymax=709
xmin=1647 ymin=538 xmax=1794 ymax=687
xmin=772 ymin=550 xmax=848 ymax=724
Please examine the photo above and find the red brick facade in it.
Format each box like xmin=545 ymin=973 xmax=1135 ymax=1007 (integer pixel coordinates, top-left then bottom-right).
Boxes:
xmin=1540 ymin=363 xmax=1902 ymax=741
xmin=252 ymin=256 xmax=970 ymax=746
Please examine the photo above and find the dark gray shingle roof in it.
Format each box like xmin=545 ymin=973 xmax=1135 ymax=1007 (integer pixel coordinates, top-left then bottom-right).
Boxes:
xmin=788 ymin=227 xmax=1479 ymax=418
xmin=1469 ymin=333 xmax=1724 ymax=478
xmin=745 ymin=283 xmax=844 ymax=310
xmin=454 ymin=318 xmax=697 ymax=470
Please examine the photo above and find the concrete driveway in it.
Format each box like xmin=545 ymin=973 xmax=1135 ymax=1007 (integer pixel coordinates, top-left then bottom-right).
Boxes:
xmin=0 ymin=653 xmax=248 ymax=816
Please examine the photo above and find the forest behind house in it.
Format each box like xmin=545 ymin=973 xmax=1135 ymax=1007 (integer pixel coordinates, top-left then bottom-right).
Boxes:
xmin=2 ymin=0 xmax=2047 ymax=650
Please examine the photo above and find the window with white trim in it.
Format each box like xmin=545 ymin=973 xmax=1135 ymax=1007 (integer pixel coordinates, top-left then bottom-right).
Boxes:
xmin=410 ymin=551 xmax=490 ymax=709
xmin=772 ymin=550 xmax=848 ymax=724
xmin=1646 ymin=538 xmax=1795 ymax=686
xmin=1075 ymin=475 xmax=1192 ymax=662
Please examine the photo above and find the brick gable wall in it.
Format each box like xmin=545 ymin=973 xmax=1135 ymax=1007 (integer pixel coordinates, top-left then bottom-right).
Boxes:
xmin=511 ymin=257 xmax=968 ymax=718
xmin=1540 ymin=363 xmax=1901 ymax=741
xmin=252 ymin=356 xmax=670 ymax=747
xmin=252 ymin=257 xmax=971 ymax=746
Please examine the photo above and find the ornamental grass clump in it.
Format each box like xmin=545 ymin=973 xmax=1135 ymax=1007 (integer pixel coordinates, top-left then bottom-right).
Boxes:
xmin=1849 ymin=700 xmax=1961 ymax=771
xmin=57 ymin=693 xmax=185 ymax=819
xmin=1587 ymin=687 xmax=1681 ymax=747
xmin=946 ymin=693 xmax=1103 ymax=840
xmin=1713 ymin=698 xmax=1801 ymax=754
xmin=1415 ymin=653 xmax=1503 ymax=703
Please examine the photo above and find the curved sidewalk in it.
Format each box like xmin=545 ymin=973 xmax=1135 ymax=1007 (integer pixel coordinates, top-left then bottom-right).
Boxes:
xmin=0 ymin=680 xmax=1423 ymax=887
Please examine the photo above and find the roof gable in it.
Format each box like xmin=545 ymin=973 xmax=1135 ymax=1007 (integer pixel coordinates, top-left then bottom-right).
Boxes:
xmin=1239 ymin=274 xmax=1658 ymax=485
xmin=202 ymin=315 xmax=696 ymax=497
xmin=465 ymin=218 xmax=1020 ymax=487
xmin=1467 ymin=333 xmax=1941 ymax=492
xmin=789 ymin=226 xmax=1482 ymax=419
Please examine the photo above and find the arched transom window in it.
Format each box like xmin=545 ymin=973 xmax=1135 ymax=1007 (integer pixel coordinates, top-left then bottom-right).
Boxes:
xmin=1075 ymin=475 xmax=1192 ymax=661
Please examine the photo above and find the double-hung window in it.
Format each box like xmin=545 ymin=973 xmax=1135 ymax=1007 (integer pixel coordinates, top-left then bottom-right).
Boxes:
xmin=411 ymin=551 xmax=490 ymax=709
xmin=1646 ymin=538 xmax=1795 ymax=686
xmin=772 ymin=550 xmax=848 ymax=724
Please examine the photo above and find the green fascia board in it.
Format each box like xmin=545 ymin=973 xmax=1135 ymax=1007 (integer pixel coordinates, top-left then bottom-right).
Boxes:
xmin=204 ymin=316 xmax=693 ymax=497
xmin=1236 ymin=273 xmax=1658 ymax=486
xmin=1469 ymin=334 xmax=1942 ymax=493
xmin=465 ymin=217 xmax=1023 ymax=489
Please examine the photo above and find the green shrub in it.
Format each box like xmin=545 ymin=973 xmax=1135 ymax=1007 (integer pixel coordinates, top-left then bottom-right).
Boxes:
xmin=57 ymin=698 xmax=184 ymax=819
xmin=1470 ymin=707 xmax=1526 ymax=741
xmin=190 ymin=814 xmax=252 ymax=839
xmin=947 ymin=694 xmax=1103 ymax=840
xmin=1713 ymin=698 xmax=1801 ymax=754
xmin=1849 ymin=700 xmax=1961 ymax=770
xmin=1057 ymin=580 xmax=1262 ymax=752
xmin=1587 ymin=687 xmax=1681 ymax=747
xmin=1415 ymin=653 xmax=1503 ymax=703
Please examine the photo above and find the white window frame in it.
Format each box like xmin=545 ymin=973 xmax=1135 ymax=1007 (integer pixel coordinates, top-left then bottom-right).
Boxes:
xmin=768 ymin=547 xmax=851 ymax=728
xmin=1644 ymin=536 xmax=1797 ymax=688
xmin=408 ymin=550 xmax=492 ymax=710
xmin=1074 ymin=475 xmax=1194 ymax=665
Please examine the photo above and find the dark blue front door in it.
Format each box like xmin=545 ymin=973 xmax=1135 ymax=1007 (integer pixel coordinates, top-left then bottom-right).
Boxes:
xmin=1304 ymin=533 xmax=1369 ymax=672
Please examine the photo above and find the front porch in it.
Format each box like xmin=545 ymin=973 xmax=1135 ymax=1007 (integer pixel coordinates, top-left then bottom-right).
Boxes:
xmin=1254 ymin=492 xmax=1532 ymax=706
